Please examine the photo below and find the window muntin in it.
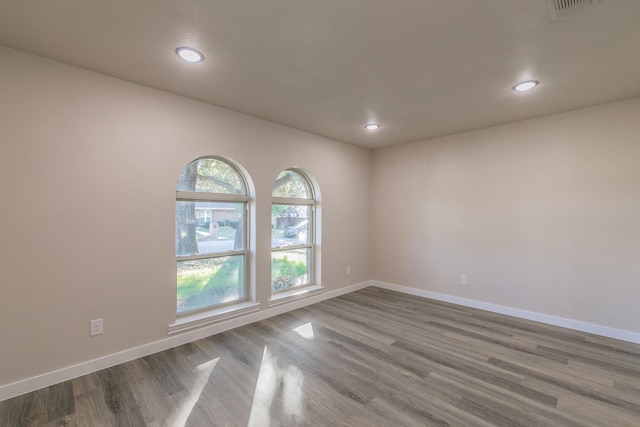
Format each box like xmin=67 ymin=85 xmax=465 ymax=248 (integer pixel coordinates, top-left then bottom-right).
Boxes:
xmin=176 ymin=157 xmax=249 ymax=315
xmin=271 ymin=169 xmax=315 ymax=293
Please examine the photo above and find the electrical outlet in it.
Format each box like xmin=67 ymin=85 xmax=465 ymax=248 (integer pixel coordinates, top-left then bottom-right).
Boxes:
xmin=460 ymin=275 xmax=468 ymax=286
xmin=346 ymin=265 xmax=351 ymax=275
xmin=90 ymin=318 xmax=103 ymax=336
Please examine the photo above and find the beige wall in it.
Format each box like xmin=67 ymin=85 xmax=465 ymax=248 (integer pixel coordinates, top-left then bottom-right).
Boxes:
xmin=372 ymin=98 xmax=640 ymax=333
xmin=0 ymin=47 xmax=372 ymax=386
xmin=2 ymin=42 xmax=639 ymax=390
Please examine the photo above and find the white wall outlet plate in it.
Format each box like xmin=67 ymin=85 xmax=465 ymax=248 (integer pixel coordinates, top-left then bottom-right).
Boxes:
xmin=90 ymin=318 xmax=103 ymax=336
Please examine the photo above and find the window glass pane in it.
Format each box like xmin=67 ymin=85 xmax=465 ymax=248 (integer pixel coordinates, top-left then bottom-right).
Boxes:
xmin=176 ymin=201 xmax=245 ymax=256
xmin=177 ymin=255 xmax=245 ymax=314
xmin=272 ymin=170 xmax=311 ymax=198
xmin=177 ymin=158 xmax=245 ymax=194
xmin=271 ymin=205 xmax=311 ymax=247
xmin=271 ymin=248 xmax=311 ymax=292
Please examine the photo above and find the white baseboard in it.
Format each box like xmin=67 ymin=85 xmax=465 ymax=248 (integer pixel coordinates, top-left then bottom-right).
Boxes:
xmin=0 ymin=280 xmax=371 ymax=402
xmin=372 ymin=280 xmax=640 ymax=345
xmin=5 ymin=278 xmax=636 ymax=402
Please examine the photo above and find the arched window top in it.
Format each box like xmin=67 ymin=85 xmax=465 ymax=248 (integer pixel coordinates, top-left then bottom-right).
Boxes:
xmin=177 ymin=157 xmax=246 ymax=195
xmin=272 ymin=169 xmax=312 ymax=199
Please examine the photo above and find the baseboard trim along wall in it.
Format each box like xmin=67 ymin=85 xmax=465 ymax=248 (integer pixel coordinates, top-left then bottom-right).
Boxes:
xmin=0 ymin=281 xmax=371 ymax=402
xmin=4 ymin=279 xmax=638 ymax=401
xmin=372 ymin=280 xmax=640 ymax=345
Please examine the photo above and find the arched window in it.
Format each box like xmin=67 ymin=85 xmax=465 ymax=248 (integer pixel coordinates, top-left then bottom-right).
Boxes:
xmin=175 ymin=157 xmax=249 ymax=315
xmin=271 ymin=169 xmax=317 ymax=294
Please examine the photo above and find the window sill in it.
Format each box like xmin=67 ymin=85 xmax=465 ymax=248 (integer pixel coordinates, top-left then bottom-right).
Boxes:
xmin=168 ymin=301 xmax=261 ymax=335
xmin=267 ymin=285 xmax=324 ymax=308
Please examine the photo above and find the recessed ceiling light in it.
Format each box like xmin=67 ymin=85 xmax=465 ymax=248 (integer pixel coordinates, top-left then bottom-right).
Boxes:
xmin=176 ymin=47 xmax=204 ymax=63
xmin=365 ymin=123 xmax=380 ymax=131
xmin=512 ymin=80 xmax=539 ymax=92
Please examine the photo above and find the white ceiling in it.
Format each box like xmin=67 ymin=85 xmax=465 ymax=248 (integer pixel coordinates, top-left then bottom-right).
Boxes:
xmin=1 ymin=0 xmax=639 ymax=149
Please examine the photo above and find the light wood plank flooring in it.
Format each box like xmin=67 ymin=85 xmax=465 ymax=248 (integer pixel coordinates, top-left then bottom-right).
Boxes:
xmin=2 ymin=287 xmax=640 ymax=426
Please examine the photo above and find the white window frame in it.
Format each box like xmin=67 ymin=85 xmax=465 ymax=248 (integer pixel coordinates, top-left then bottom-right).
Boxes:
xmin=270 ymin=170 xmax=322 ymax=303
xmin=170 ymin=158 xmax=259 ymax=333
xmin=175 ymin=192 xmax=250 ymax=312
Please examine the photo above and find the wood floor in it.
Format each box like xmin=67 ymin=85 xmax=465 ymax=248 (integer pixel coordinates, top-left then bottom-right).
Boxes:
xmin=2 ymin=288 xmax=640 ymax=426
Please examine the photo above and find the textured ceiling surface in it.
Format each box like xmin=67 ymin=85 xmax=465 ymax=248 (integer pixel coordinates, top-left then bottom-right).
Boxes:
xmin=1 ymin=0 xmax=639 ymax=148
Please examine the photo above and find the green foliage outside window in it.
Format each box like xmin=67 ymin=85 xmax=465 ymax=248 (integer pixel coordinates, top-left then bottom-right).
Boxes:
xmin=177 ymin=256 xmax=244 ymax=313
xmin=272 ymin=170 xmax=311 ymax=198
xmin=271 ymin=256 xmax=307 ymax=291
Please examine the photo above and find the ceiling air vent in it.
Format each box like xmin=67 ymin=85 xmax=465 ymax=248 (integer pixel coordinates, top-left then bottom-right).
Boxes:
xmin=547 ymin=0 xmax=599 ymax=21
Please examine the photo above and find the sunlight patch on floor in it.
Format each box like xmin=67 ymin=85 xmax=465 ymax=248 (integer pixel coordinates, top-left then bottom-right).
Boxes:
xmin=168 ymin=357 xmax=219 ymax=427
xmin=248 ymin=346 xmax=306 ymax=426
xmin=293 ymin=322 xmax=315 ymax=340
